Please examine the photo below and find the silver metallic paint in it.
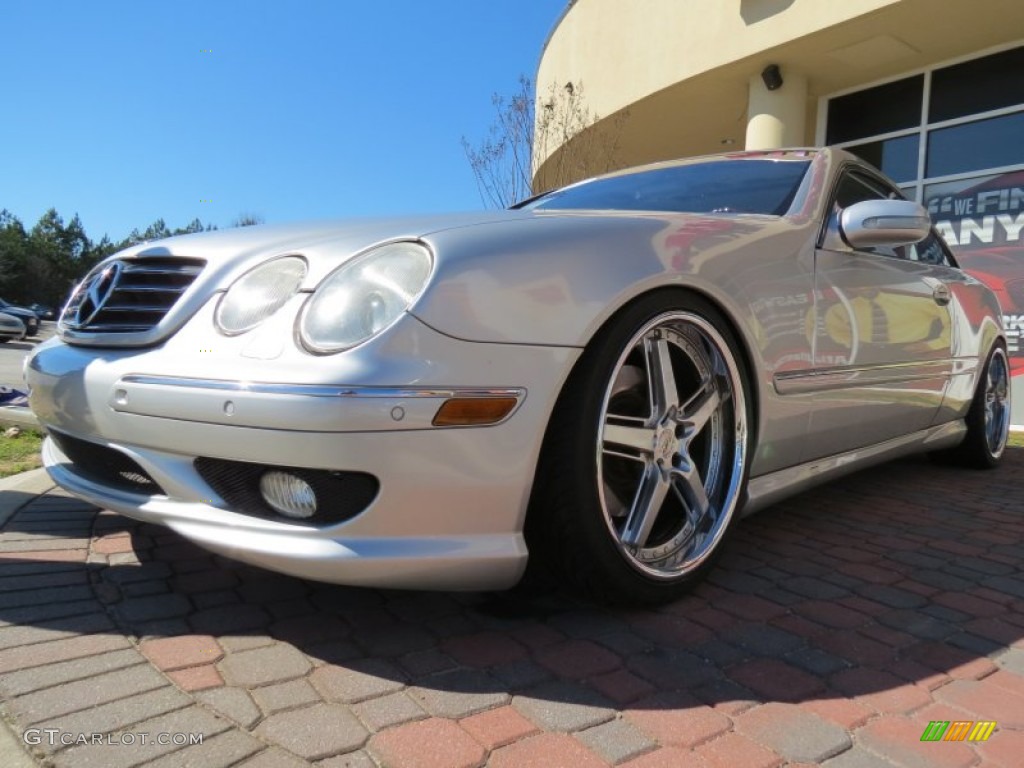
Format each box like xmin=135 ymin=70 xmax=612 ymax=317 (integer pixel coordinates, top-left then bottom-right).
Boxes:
xmin=840 ymin=199 xmax=932 ymax=248
xmin=26 ymin=148 xmax=1007 ymax=591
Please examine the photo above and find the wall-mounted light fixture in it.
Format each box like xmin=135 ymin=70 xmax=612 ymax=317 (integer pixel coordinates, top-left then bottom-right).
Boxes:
xmin=761 ymin=64 xmax=783 ymax=91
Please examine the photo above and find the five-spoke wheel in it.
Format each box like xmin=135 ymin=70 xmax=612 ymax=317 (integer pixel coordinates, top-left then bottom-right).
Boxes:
xmin=598 ymin=312 xmax=747 ymax=579
xmin=525 ymin=293 xmax=751 ymax=603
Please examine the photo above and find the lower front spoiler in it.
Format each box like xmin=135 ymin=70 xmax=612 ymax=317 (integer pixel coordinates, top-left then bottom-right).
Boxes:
xmin=42 ymin=440 xmax=528 ymax=592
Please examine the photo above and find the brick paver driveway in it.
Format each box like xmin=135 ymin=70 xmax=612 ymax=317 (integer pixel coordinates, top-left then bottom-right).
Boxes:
xmin=0 ymin=450 xmax=1021 ymax=767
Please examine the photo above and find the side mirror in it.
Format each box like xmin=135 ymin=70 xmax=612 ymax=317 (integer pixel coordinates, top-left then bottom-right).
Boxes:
xmin=840 ymin=199 xmax=932 ymax=248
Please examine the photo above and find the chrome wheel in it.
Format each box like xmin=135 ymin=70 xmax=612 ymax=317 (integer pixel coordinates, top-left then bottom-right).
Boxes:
xmin=984 ymin=347 xmax=1010 ymax=459
xmin=597 ymin=311 xmax=747 ymax=579
xmin=930 ymin=343 xmax=1010 ymax=470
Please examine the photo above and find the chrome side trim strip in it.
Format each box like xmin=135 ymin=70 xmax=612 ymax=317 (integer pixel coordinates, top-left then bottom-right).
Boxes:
xmin=742 ymin=419 xmax=966 ymax=517
xmin=119 ymin=374 xmax=525 ymax=400
xmin=773 ymin=359 xmax=956 ymax=395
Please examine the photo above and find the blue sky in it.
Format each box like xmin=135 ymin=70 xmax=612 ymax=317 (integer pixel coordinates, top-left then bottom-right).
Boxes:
xmin=1 ymin=1 xmax=566 ymax=242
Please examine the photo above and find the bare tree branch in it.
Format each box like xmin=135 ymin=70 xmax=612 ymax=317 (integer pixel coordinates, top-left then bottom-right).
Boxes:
xmin=463 ymin=76 xmax=629 ymax=208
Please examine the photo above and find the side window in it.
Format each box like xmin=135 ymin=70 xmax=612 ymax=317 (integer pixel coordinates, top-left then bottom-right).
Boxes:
xmin=833 ymin=173 xmax=887 ymax=209
xmin=906 ymin=230 xmax=956 ymax=267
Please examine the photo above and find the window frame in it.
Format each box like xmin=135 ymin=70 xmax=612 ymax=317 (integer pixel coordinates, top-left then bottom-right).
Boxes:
xmin=816 ymin=41 xmax=1024 ymax=203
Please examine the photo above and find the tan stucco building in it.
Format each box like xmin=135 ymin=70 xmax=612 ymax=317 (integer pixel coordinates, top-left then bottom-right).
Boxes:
xmin=535 ymin=0 xmax=1024 ymax=425
xmin=535 ymin=0 xmax=1024 ymax=182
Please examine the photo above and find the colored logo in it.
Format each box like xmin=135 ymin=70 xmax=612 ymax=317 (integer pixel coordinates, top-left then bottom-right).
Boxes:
xmin=920 ymin=720 xmax=997 ymax=742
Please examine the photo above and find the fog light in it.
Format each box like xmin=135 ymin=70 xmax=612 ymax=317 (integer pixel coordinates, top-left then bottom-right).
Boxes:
xmin=259 ymin=471 xmax=317 ymax=519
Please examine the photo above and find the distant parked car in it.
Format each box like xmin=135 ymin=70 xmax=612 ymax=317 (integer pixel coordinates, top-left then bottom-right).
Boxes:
xmin=0 ymin=312 xmax=26 ymax=343
xmin=0 ymin=300 xmax=38 ymax=337
xmin=27 ymin=303 xmax=56 ymax=320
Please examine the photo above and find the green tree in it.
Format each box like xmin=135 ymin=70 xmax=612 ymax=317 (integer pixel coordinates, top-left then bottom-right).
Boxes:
xmin=231 ymin=213 xmax=264 ymax=227
xmin=0 ymin=208 xmax=222 ymax=308
xmin=28 ymin=209 xmax=68 ymax=304
xmin=116 ymin=217 xmax=216 ymax=250
xmin=85 ymin=235 xmax=119 ymax=267
xmin=173 ymin=218 xmax=212 ymax=235
xmin=26 ymin=210 xmax=99 ymax=307
xmin=0 ymin=210 xmax=29 ymax=301
xmin=142 ymin=218 xmax=172 ymax=242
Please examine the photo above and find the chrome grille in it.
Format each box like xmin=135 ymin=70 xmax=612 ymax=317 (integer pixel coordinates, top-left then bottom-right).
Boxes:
xmin=62 ymin=257 xmax=205 ymax=333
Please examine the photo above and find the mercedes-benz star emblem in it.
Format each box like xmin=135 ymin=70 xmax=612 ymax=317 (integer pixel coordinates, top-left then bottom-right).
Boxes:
xmin=64 ymin=261 xmax=125 ymax=329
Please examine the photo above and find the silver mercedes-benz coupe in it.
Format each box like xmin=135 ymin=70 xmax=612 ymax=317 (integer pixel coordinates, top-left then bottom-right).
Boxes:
xmin=26 ymin=148 xmax=1010 ymax=603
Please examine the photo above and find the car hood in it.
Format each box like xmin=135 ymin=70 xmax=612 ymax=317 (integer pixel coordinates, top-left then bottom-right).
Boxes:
xmin=111 ymin=211 xmax=534 ymax=290
xmin=108 ymin=208 xmax=791 ymax=290
xmin=67 ymin=208 xmax=800 ymax=348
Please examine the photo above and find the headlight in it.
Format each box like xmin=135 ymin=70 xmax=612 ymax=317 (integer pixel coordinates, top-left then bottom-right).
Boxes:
xmin=215 ymin=256 xmax=307 ymax=335
xmin=299 ymin=241 xmax=432 ymax=354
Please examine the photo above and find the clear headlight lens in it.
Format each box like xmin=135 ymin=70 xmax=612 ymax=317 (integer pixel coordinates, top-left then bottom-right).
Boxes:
xmin=216 ymin=256 xmax=307 ymax=335
xmin=299 ymin=241 xmax=432 ymax=354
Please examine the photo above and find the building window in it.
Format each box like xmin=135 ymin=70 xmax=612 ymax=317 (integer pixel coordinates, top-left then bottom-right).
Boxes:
xmin=844 ymin=135 xmax=919 ymax=184
xmin=825 ymin=75 xmax=923 ymax=145
xmin=822 ymin=44 xmax=1024 ymax=197
xmin=928 ymin=45 xmax=1024 ymax=122
xmin=925 ymin=110 xmax=1024 ymax=178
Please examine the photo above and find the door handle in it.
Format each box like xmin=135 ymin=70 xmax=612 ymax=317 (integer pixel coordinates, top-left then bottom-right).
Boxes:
xmin=932 ymin=282 xmax=951 ymax=306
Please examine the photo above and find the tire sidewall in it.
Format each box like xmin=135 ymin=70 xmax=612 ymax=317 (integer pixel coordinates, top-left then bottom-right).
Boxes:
xmin=969 ymin=343 xmax=1010 ymax=467
xmin=543 ymin=290 xmax=753 ymax=603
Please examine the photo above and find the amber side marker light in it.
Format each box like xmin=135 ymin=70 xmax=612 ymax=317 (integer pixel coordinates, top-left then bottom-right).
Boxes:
xmin=433 ymin=397 xmax=519 ymax=427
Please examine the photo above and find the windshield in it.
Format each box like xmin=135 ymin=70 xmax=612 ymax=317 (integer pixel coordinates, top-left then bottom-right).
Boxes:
xmin=522 ymin=159 xmax=811 ymax=216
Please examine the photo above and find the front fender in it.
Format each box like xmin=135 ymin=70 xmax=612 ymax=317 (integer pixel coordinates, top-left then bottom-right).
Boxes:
xmin=416 ymin=213 xmax=811 ymax=350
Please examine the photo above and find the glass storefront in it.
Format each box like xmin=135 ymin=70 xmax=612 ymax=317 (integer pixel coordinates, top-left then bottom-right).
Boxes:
xmin=823 ymin=43 xmax=1024 ymax=426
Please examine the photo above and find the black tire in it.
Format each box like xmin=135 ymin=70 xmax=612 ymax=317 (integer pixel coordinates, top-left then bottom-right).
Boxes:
xmin=937 ymin=344 xmax=1011 ymax=469
xmin=524 ymin=291 xmax=752 ymax=605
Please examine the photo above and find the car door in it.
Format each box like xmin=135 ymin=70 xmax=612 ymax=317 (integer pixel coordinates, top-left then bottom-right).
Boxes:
xmin=803 ymin=168 xmax=955 ymax=459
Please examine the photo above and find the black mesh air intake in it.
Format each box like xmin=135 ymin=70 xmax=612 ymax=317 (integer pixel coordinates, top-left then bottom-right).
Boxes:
xmin=48 ymin=431 xmax=165 ymax=494
xmin=194 ymin=457 xmax=378 ymax=526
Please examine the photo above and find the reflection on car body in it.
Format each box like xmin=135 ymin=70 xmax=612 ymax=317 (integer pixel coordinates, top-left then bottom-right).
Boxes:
xmin=26 ymin=148 xmax=1010 ymax=603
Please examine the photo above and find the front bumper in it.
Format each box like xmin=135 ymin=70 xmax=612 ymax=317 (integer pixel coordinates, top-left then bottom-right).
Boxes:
xmin=27 ymin=310 xmax=579 ymax=590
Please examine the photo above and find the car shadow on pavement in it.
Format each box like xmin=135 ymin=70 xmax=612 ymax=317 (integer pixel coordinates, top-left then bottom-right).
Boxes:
xmin=0 ymin=450 xmax=1021 ymax=764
